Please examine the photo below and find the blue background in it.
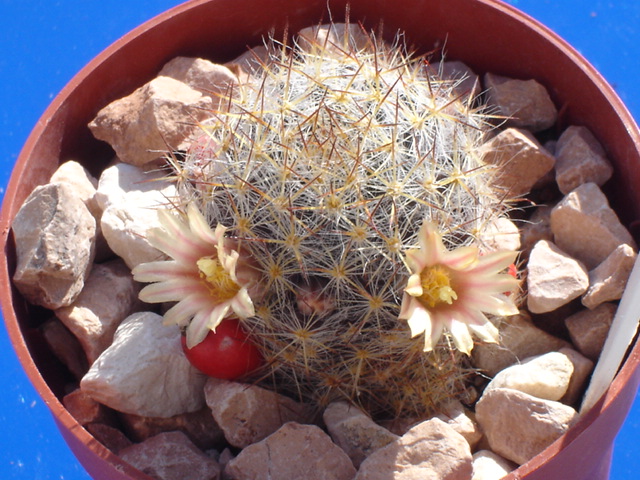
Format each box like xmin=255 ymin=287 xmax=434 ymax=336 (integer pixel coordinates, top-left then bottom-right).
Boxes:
xmin=1 ymin=1 xmax=639 ymax=478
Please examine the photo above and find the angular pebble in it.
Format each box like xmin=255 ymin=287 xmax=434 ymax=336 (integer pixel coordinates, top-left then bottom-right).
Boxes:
xmin=297 ymin=23 xmax=371 ymax=54
xmin=520 ymin=205 xmax=554 ymax=256
xmin=204 ymin=378 xmax=313 ymax=448
xmin=12 ymin=182 xmax=96 ymax=309
xmin=484 ymin=351 xmax=574 ymax=401
xmin=119 ymin=431 xmax=221 ymax=480
xmin=582 ymin=244 xmax=637 ymax=309
xmin=120 ymin=407 xmax=226 ymax=451
xmin=527 ymin=240 xmax=589 ymax=313
xmin=473 ymin=314 xmax=570 ymax=376
xmin=472 ymin=450 xmax=517 ymax=480
xmin=356 ymin=418 xmax=473 ymax=480
xmin=565 ymin=303 xmax=616 ymax=361
xmin=89 ymin=76 xmax=213 ymax=166
xmin=480 ymin=128 xmax=555 ymax=197
xmin=85 ymin=423 xmax=133 ymax=453
xmin=475 ymin=388 xmax=578 ymax=465
xmin=323 ymin=401 xmax=398 ymax=468
xmin=428 ymin=60 xmax=480 ymax=99
xmin=81 ymin=312 xmax=206 ymax=418
xmin=478 ymin=217 xmax=521 ymax=254
xmin=435 ymin=399 xmax=483 ymax=450
xmin=559 ymin=347 xmax=594 ymax=406
xmin=225 ymin=422 xmax=356 ymax=480
xmin=63 ymin=388 xmax=115 ymax=426
xmin=555 ymin=126 xmax=614 ymax=194
xmin=159 ymin=57 xmax=240 ymax=108
xmin=41 ymin=319 xmax=88 ymax=380
xmin=550 ymin=182 xmax=636 ymax=269
xmin=55 ymin=259 xmax=141 ymax=363
xmin=484 ymin=73 xmax=557 ymax=132
xmin=97 ymin=162 xmax=177 ymax=269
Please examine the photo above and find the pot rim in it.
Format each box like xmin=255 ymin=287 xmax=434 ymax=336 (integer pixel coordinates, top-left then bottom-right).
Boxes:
xmin=1 ymin=0 xmax=639 ymax=478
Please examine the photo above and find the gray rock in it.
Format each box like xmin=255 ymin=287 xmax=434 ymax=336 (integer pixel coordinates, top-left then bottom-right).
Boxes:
xmin=81 ymin=312 xmax=206 ymax=418
xmin=12 ymin=182 xmax=96 ymax=309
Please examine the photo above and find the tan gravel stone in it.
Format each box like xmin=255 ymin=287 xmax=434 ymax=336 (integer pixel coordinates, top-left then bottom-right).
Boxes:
xmin=472 ymin=314 xmax=570 ymax=376
xmin=63 ymin=388 xmax=115 ymax=426
xmin=89 ymin=76 xmax=213 ymax=166
xmin=565 ymin=303 xmax=616 ymax=361
xmin=204 ymin=378 xmax=313 ymax=449
xmin=558 ymin=347 xmax=595 ymax=406
xmin=555 ymin=126 xmax=614 ymax=194
xmin=120 ymin=407 xmax=226 ymax=451
xmin=480 ymin=128 xmax=556 ymax=197
xmin=55 ymin=259 xmax=141 ymax=363
xmin=323 ymin=401 xmax=398 ymax=468
xmin=85 ymin=423 xmax=132 ymax=453
xmin=582 ymin=244 xmax=637 ymax=309
xmin=119 ymin=431 xmax=221 ymax=480
xmin=478 ymin=217 xmax=521 ymax=254
xmin=355 ymin=418 xmax=473 ymax=480
xmin=297 ymin=23 xmax=371 ymax=54
xmin=41 ymin=319 xmax=88 ymax=380
xmin=484 ymin=351 xmax=574 ymax=401
xmin=159 ymin=57 xmax=240 ymax=107
xmin=484 ymin=73 xmax=558 ymax=132
xmin=435 ymin=399 xmax=483 ymax=451
xmin=475 ymin=388 xmax=578 ymax=465
xmin=428 ymin=60 xmax=480 ymax=99
xmin=550 ymin=182 xmax=636 ymax=269
xmin=526 ymin=240 xmax=589 ymax=313
xmin=520 ymin=205 xmax=554 ymax=256
xmin=225 ymin=422 xmax=356 ymax=480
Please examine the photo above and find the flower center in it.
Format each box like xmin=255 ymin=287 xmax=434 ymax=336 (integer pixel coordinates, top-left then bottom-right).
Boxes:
xmin=418 ymin=265 xmax=458 ymax=308
xmin=197 ymin=256 xmax=241 ymax=301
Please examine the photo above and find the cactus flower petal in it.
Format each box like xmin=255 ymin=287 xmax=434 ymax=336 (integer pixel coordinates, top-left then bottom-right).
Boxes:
xmin=399 ymin=220 xmax=519 ymax=354
xmin=133 ymin=204 xmax=262 ymax=347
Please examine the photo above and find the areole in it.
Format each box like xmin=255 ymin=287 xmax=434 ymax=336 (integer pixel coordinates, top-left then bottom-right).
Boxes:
xmin=1 ymin=0 xmax=640 ymax=479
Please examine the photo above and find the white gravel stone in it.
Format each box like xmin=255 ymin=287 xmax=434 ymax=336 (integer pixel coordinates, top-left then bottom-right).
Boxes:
xmin=12 ymin=182 xmax=96 ymax=309
xmin=81 ymin=312 xmax=206 ymax=418
xmin=527 ymin=239 xmax=589 ymax=313
xmin=484 ymin=351 xmax=574 ymax=401
xmin=96 ymin=162 xmax=177 ymax=269
xmin=472 ymin=450 xmax=517 ymax=480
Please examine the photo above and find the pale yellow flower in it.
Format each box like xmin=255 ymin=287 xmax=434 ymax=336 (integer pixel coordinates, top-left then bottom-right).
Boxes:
xmin=132 ymin=204 xmax=261 ymax=348
xmin=399 ymin=221 xmax=519 ymax=355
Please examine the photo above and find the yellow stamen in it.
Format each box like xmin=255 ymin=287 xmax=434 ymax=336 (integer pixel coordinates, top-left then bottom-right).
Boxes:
xmin=197 ymin=256 xmax=240 ymax=301
xmin=418 ymin=265 xmax=457 ymax=308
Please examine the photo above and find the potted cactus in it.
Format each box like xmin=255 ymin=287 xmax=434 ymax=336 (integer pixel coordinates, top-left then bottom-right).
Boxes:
xmin=2 ymin=0 xmax=640 ymax=479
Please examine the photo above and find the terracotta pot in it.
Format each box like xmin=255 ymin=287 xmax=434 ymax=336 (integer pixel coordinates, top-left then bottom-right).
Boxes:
xmin=1 ymin=0 xmax=639 ymax=478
